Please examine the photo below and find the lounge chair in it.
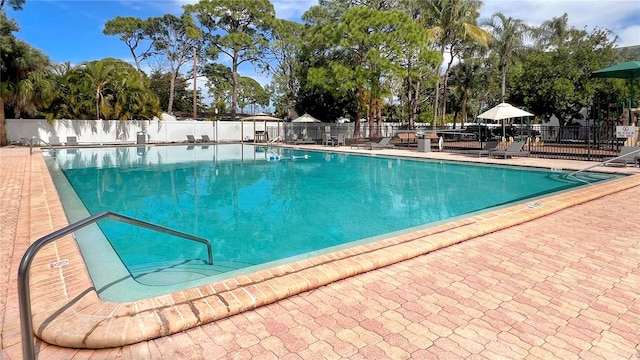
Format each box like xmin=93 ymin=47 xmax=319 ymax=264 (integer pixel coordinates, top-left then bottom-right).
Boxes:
xmin=603 ymin=146 xmax=640 ymax=167
xmin=201 ymin=135 xmax=211 ymax=142
xmin=465 ymin=140 xmax=499 ymax=157
xmin=294 ymin=137 xmax=316 ymax=145
xmin=186 ymin=135 xmax=201 ymax=143
xmin=351 ymin=137 xmax=394 ymax=150
xmin=489 ymin=141 xmax=529 ymax=158
xmin=66 ymin=136 xmax=78 ymax=146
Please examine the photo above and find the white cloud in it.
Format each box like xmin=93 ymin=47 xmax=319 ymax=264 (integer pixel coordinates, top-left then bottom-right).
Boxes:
xmin=616 ymin=25 xmax=640 ymax=47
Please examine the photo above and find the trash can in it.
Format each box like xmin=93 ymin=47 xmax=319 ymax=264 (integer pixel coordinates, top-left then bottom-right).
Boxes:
xmin=417 ymin=138 xmax=431 ymax=152
xmin=137 ymin=131 xmax=146 ymax=145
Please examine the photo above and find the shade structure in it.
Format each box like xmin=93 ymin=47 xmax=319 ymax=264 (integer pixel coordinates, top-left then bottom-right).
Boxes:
xmin=292 ymin=113 xmax=321 ymax=123
xmin=477 ymin=102 xmax=534 ymax=121
xmin=592 ymin=61 xmax=640 ymax=124
xmin=592 ymin=61 xmax=640 ymax=79
xmin=477 ymin=103 xmax=534 ymax=140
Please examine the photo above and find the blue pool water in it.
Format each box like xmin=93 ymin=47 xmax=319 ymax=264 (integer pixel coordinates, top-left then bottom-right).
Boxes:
xmin=48 ymin=144 xmax=615 ymax=301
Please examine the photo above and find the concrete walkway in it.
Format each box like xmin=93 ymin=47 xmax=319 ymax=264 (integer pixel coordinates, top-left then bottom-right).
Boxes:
xmin=1 ymin=145 xmax=639 ymax=359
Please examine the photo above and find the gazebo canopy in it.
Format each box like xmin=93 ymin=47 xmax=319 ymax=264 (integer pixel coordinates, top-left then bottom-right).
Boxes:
xmin=292 ymin=113 xmax=321 ymax=123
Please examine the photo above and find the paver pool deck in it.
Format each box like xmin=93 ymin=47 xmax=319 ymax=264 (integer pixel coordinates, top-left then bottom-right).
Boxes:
xmin=1 ymin=145 xmax=639 ymax=359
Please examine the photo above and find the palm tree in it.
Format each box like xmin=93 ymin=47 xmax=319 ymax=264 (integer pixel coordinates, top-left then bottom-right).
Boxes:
xmin=532 ymin=13 xmax=570 ymax=51
xmin=482 ymin=12 xmax=529 ymax=102
xmin=0 ymin=22 xmax=53 ymax=145
xmin=418 ymin=0 xmax=491 ymax=127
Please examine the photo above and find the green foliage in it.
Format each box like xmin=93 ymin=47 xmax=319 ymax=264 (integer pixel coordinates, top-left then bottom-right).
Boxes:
xmin=103 ymin=16 xmax=155 ymax=72
xmin=0 ymin=0 xmax=25 ymax=11
xmin=43 ymin=59 xmax=160 ymax=120
xmin=186 ymin=0 xmax=275 ymax=119
xmin=509 ymin=27 xmax=621 ymax=126
xmin=149 ymin=70 xmax=201 ymax=113
xmin=237 ymin=76 xmax=269 ymax=112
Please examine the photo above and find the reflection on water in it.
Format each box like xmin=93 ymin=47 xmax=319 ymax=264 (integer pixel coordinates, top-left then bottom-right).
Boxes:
xmin=54 ymin=144 xmax=612 ymax=286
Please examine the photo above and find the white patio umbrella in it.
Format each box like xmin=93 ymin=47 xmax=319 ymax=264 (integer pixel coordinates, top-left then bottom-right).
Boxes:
xmin=477 ymin=102 xmax=534 ymax=139
xmin=291 ymin=113 xmax=321 ymax=123
xmin=291 ymin=114 xmax=322 ymax=141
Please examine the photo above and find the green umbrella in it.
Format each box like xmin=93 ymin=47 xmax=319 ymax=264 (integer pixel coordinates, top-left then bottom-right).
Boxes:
xmin=592 ymin=60 xmax=640 ymax=124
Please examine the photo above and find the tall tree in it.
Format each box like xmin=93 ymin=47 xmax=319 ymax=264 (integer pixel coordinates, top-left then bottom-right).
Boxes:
xmin=532 ymin=13 xmax=570 ymax=51
xmin=263 ymin=19 xmax=304 ymax=121
xmin=0 ymin=11 xmax=52 ymax=145
xmin=186 ymin=0 xmax=275 ymax=121
xmin=398 ymin=0 xmax=442 ymax=129
xmin=103 ymin=16 xmax=155 ymax=73
xmin=482 ymin=12 xmax=529 ymax=102
xmin=510 ymin=26 xmax=619 ymax=131
xmin=237 ymin=76 xmax=269 ymax=113
xmin=418 ymin=0 xmax=490 ymax=126
xmin=148 ymin=70 xmax=196 ymax=113
xmin=202 ymin=62 xmax=233 ymax=114
xmin=147 ymin=14 xmax=202 ymax=115
xmin=336 ymin=6 xmax=432 ymax=136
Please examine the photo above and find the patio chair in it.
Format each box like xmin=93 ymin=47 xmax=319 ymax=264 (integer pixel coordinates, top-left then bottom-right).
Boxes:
xmin=603 ymin=146 xmax=640 ymax=167
xmin=201 ymin=135 xmax=211 ymax=143
xmin=66 ymin=136 xmax=78 ymax=146
xmin=351 ymin=137 xmax=394 ymax=150
xmin=465 ymin=140 xmax=499 ymax=157
xmin=489 ymin=141 xmax=529 ymax=158
xmin=336 ymin=133 xmax=346 ymax=146
xmin=322 ymin=133 xmax=334 ymax=146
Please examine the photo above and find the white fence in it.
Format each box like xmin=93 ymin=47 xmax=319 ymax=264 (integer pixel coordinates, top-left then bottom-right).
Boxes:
xmin=5 ymin=119 xmax=385 ymax=145
xmin=6 ymin=119 xmax=284 ymax=145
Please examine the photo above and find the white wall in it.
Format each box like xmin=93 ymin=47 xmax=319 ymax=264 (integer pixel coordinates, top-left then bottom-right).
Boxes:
xmin=5 ymin=119 xmax=290 ymax=145
xmin=6 ymin=118 xmax=394 ymax=145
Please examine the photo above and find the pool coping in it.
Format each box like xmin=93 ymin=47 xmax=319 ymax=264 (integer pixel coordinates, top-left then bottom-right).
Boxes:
xmin=25 ymin=147 xmax=640 ymax=349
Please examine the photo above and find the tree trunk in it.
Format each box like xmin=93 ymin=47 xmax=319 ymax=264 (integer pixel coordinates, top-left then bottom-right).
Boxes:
xmin=432 ymin=44 xmax=446 ymax=129
xmin=461 ymin=87 xmax=468 ymax=127
xmin=441 ymin=72 xmax=449 ymax=126
xmin=231 ymin=55 xmax=239 ymax=121
xmin=0 ymin=97 xmax=7 ymax=146
xmin=501 ymin=59 xmax=508 ymax=103
xmin=368 ymin=94 xmax=375 ymax=138
xmin=376 ymin=101 xmax=382 ymax=137
xmin=168 ymin=70 xmax=176 ymax=115
xmin=353 ymin=112 xmax=361 ymax=139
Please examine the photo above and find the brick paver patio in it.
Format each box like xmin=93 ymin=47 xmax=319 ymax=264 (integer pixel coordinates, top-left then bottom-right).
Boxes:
xmin=1 ymin=145 xmax=639 ymax=359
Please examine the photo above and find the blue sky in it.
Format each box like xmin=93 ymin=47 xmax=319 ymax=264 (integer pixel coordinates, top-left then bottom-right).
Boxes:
xmin=6 ymin=0 xmax=640 ymax=106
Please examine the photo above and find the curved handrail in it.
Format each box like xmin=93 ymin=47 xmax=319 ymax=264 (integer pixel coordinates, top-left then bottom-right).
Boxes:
xmin=566 ymin=147 xmax=640 ymax=181
xmin=27 ymin=136 xmax=57 ymax=156
xmin=18 ymin=210 xmax=213 ymax=359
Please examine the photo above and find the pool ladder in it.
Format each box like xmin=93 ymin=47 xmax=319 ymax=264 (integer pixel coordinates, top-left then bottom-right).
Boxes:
xmin=25 ymin=136 xmax=57 ymax=156
xmin=17 ymin=211 xmax=213 ymax=360
xmin=565 ymin=147 xmax=640 ymax=184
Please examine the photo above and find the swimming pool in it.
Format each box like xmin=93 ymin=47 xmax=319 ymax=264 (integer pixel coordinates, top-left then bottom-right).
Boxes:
xmin=47 ymin=144 xmax=616 ymax=302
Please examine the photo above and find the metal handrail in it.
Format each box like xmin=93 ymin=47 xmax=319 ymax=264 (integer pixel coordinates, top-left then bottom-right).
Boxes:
xmin=18 ymin=211 xmax=213 ymax=359
xmin=27 ymin=137 xmax=57 ymax=156
xmin=566 ymin=147 xmax=640 ymax=179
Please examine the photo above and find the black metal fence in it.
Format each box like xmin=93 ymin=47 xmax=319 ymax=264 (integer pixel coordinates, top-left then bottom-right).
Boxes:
xmin=285 ymin=122 xmax=633 ymax=161
xmin=433 ymin=125 xmax=630 ymax=161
